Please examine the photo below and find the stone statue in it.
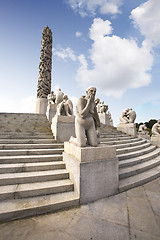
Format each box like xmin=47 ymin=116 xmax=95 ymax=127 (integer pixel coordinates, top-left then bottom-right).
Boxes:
xmin=70 ymin=86 xmax=100 ymax=147
xmin=97 ymin=100 xmax=108 ymax=113
xmin=128 ymin=108 xmax=136 ymax=123
xmin=120 ymin=108 xmax=136 ymax=123
xmin=100 ymin=101 xmax=108 ymax=113
xmin=47 ymin=91 xmax=56 ymax=105
xmin=56 ymin=95 xmax=74 ymax=116
xmin=108 ymin=111 xmax=113 ymax=123
xmin=119 ymin=108 xmax=130 ymax=123
xmin=138 ymin=124 xmax=148 ymax=135
xmin=152 ymin=120 xmax=160 ymax=135
xmin=37 ymin=26 xmax=52 ymax=98
xmin=55 ymin=88 xmax=64 ymax=105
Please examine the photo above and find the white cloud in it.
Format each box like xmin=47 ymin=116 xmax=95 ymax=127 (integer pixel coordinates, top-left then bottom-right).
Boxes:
xmin=65 ymin=0 xmax=122 ymax=17
xmin=76 ymin=18 xmax=153 ymax=98
xmin=0 ymin=96 xmax=36 ymax=113
xmin=130 ymin=0 xmax=160 ymax=47
xmin=53 ymin=47 xmax=77 ymax=61
xmin=89 ymin=18 xmax=113 ymax=40
xmin=75 ymin=31 xmax=82 ymax=37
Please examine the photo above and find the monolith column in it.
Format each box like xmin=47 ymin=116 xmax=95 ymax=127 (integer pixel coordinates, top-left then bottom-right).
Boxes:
xmin=35 ymin=26 xmax=52 ymax=114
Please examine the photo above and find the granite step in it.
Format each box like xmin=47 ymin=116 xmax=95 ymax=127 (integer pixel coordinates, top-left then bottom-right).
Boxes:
xmin=0 ymin=143 xmax=64 ymax=150
xmin=0 ymin=191 xmax=79 ymax=222
xmin=0 ymin=134 xmax=53 ymax=139
xmin=100 ymin=136 xmax=134 ymax=142
xmin=116 ymin=142 xmax=151 ymax=155
xmin=0 ymin=148 xmax=64 ymax=156
xmin=0 ymin=169 xmax=69 ymax=185
xmin=117 ymin=145 xmax=156 ymax=160
xmin=0 ymin=161 xmax=66 ymax=173
xmin=119 ymin=165 xmax=160 ymax=192
xmin=106 ymin=138 xmax=147 ymax=149
xmin=0 ymin=154 xmax=63 ymax=164
xmin=0 ymin=179 xmax=74 ymax=201
xmin=119 ymin=156 xmax=160 ymax=179
xmin=0 ymin=139 xmax=57 ymax=144
xmin=100 ymin=137 xmax=142 ymax=145
xmin=0 ymin=131 xmax=52 ymax=135
xmin=119 ymin=148 xmax=160 ymax=168
xmin=100 ymin=134 xmax=127 ymax=138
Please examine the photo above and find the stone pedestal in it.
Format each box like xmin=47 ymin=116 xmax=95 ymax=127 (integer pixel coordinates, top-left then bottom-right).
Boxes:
xmin=138 ymin=133 xmax=150 ymax=140
xmin=51 ymin=115 xmax=75 ymax=142
xmin=46 ymin=104 xmax=57 ymax=122
xmin=117 ymin=123 xmax=137 ymax=137
xmin=151 ymin=135 xmax=160 ymax=147
xmin=98 ymin=113 xmax=110 ymax=125
xmin=63 ymin=142 xmax=118 ymax=204
xmin=35 ymin=98 xmax=48 ymax=114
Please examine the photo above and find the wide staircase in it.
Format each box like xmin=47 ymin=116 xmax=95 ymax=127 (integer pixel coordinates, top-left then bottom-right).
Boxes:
xmin=0 ymin=113 xmax=79 ymax=222
xmin=0 ymin=114 xmax=160 ymax=222
xmin=100 ymin=125 xmax=160 ymax=192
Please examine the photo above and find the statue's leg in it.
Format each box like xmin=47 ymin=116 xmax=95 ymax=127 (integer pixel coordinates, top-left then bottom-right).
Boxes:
xmin=64 ymin=103 xmax=70 ymax=116
xmin=76 ymin=123 xmax=87 ymax=147
xmin=86 ymin=123 xmax=98 ymax=147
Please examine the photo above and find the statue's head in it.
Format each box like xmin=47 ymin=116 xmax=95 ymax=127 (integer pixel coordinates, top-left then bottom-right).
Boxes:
xmin=58 ymin=88 xmax=61 ymax=91
xmin=63 ymin=95 xmax=68 ymax=101
xmin=86 ymin=86 xmax=96 ymax=99
xmin=158 ymin=120 xmax=160 ymax=124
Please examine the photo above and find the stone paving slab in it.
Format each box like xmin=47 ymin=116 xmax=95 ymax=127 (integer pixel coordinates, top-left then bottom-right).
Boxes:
xmin=0 ymin=178 xmax=160 ymax=240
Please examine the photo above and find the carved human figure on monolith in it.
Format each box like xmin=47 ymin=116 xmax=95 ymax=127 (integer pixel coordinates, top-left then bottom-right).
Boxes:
xmin=56 ymin=95 xmax=74 ymax=116
xmin=152 ymin=120 xmax=160 ymax=135
xmin=70 ymin=86 xmax=100 ymax=147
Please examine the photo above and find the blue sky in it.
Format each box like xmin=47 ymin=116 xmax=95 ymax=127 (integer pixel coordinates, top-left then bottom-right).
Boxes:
xmin=0 ymin=0 xmax=160 ymax=126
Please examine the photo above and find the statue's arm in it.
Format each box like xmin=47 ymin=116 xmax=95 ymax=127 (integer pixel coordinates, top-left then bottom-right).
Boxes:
xmin=76 ymin=98 xmax=91 ymax=118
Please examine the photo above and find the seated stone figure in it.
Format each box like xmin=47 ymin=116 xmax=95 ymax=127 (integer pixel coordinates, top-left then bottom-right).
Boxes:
xmin=56 ymin=95 xmax=74 ymax=116
xmin=138 ymin=124 xmax=148 ymax=134
xmin=70 ymin=86 xmax=100 ymax=147
xmin=100 ymin=101 xmax=108 ymax=113
xmin=152 ymin=120 xmax=160 ymax=135
xmin=55 ymin=88 xmax=64 ymax=105
xmin=47 ymin=91 xmax=56 ymax=105
xmin=120 ymin=108 xmax=136 ymax=123
xmin=120 ymin=108 xmax=130 ymax=123
xmin=128 ymin=108 xmax=136 ymax=123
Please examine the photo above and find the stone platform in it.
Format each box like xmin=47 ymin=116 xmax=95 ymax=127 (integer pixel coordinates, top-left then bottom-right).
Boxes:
xmin=63 ymin=142 xmax=118 ymax=204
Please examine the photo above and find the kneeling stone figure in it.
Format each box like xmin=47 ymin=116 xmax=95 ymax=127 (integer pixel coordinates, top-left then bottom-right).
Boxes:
xmin=70 ymin=86 xmax=100 ymax=147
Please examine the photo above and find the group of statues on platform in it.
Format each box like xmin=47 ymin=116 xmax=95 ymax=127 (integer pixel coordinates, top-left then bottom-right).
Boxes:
xmin=48 ymin=86 xmax=160 ymax=147
xmin=47 ymin=89 xmax=74 ymax=116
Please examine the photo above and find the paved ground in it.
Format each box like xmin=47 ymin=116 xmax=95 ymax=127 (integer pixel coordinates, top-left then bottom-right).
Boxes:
xmin=0 ymin=178 xmax=160 ymax=240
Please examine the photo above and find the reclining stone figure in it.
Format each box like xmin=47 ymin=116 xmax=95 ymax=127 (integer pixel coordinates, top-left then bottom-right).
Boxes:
xmin=70 ymin=86 xmax=100 ymax=147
